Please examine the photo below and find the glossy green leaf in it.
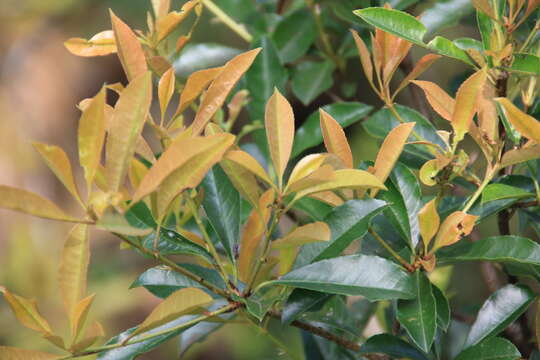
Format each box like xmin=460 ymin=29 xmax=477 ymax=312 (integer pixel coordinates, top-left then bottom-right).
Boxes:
xmin=282 ymin=289 xmax=332 ymax=325
xmin=272 ymin=8 xmax=317 ymax=63
xmin=420 ymin=0 xmax=473 ymax=34
xmin=510 ymin=53 xmax=540 ymax=75
xmin=271 ymin=254 xmax=415 ymax=301
xmin=141 ymin=229 xmax=213 ymax=264
xmin=397 ymin=271 xmax=437 ymax=352
xmin=354 ymin=7 xmax=427 ymax=46
xmin=465 ymin=284 xmax=535 ymax=348
xmin=292 ymin=102 xmax=372 ymax=157
xmin=432 ymin=285 xmax=450 ymax=331
xmin=291 ymin=61 xmax=335 ymax=105
xmin=427 ymin=36 xmax=474 ymax=65
xmin=360 ymin=334 xmax=429 ymax=360
xmin=292 ymin=197 xmax=333 ymax=221
xmin=482 ymin=183 xmax=533 ymax=203
xmin=476 ymin=10 xmax=493 ymax=51
xmin=455 ymin=337 xmax=521 ymax=360
xmin=202 ymin=165 xmax=240 ymax=262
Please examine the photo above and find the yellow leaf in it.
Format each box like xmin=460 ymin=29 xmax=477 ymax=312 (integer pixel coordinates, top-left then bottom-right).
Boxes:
xmin=395 ymin=54 xmax=441 ymax=96
xmin=350 ymin=29 xmax=373 ymax=86
xmin=0 ymin=347 xmax=61 ymax=360
xmin=411 ymin=80 xmax=455 ymax=121
xmin=451 ymin=69 xmax=487 ymax=144
xmin=433 ymin=211 xmax=477 ymax=251
xmin=265 ymin=88 xmax=295 ymax=188
xmin=191 ymin=48 xmax=261 ymax=135
xmin=0 ymin=186 xmax=80 ymax=222
xmin=70 ymin=321 xmax=105 ymax=353
xmin=271 ymin=222 xmax=330 ymax=249
xmin=286 ymin=164 xmax=335 ymax=195
xmin=78 ymin=87 xmax=107 ymax=191
xmin=372 ymin=122 xmax=415 ymax=195
xmin=418 ymin=199 xmax=440 ymax=252
xmin=59 ymin=224 xmax=90 ymax=314
xmin=70 ymin=294 xmax=95 ymax=342
xmin=419 ymin=159 xmax=442 ymax=186
xmin=174 ymin=66 xmax=223 ymax=118
xmin=286 ymin=153 xmax=328 ymax=192
xmin=0 ymin=288 xmax=52 ymax=334
xmin=64 ymin=30 xmax=116 ymax=57
xmin=223 ymin=150 xmax=273 ymax=185
xmin=110 ymin=10 xmax=148 ymax=81
xmin=151 ymin=0 xmax=170 ymax=19
xmin=220 ymin=159 xmax=262 ymax=207
xmin=43 ymin=335 xmax=65 ymax=350
xmin=33 ymin=143 xmax=83 ymax=206
xmin=135 ymin=137 xmax=156 ymax=163
xmin=292 ymin=169 xmax=386 ymax=203
xmin=156 ymin=1 xmax=197 ymax=42
xmin=131 ymin=287 xmax=213 ymax=337
xmin=495 ymin=97 xmax=540 ymax=144
xmin=105 ymin=71 xmax=152 ymax=192
xmin=320 ymin=109 xmax=353 ymax=168
xmin=501 ymin=144 xmax=540 ymax=168
xmin=309 ymin=191 xmax=344 ymax=207
xmin=238 ymin=189 xmax=275 ymax=283
xmin=158 ymin=67 xmax=176 ymax=120
xmin=129 ymin=158 xmax=148 ymax=189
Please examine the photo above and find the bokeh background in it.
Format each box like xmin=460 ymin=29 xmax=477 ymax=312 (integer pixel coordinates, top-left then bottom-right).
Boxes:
xmin=0 ymin=0 xmax=524 ymax=358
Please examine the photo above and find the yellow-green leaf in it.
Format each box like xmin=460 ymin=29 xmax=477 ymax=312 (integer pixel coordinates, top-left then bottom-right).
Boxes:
xmin=59 ymin=224 xmax=90 ymax=314
xmin=495 ymin=97 xmax=540 ymax=144
xmin=418 ymin=198 xmax=439 ymax=252
xmin=419 ymin=159 xmax=440 ymax=186
xmin=110 ymin=10 xmax=148 ymax=81
xmin=0 ymin=287 xmax=52 ymax=334
xmin=191 ymin=49 xmax=261 ymax=135
xmin=158 ymin=67 xmax=176 ymax=119
xmin=320 ymin=109 xmax=353 ymax=168
xmin=96 ymin=211 xmax=153 ymax=236
xmin=33 ymin=143 xmax=83 ymax=206
xmin=433 ymin=211 xmax=477 ymax=251
xmin=70 ymin=294 xmax=95 ymax=342
xmin=0 ymin=347 xmax=61 ymax=360
xmin=411 ymin=80 xmax=455 ymax=121
xmin=286 ymin=164 xmax=335 ymax=195
xmin=265 ymin=88 xmax=295 ymax=188
xmin=131 ymin=287 xmax=213 ymax=337
xmin=224 ymin=150 xmax=273 ymax=186
xmin=501 ymin=144 xmax=540 ymax=168
xmin=0 ymin=186 xmax=80 ymax=222
xmin=78 ymin=87 xmax=107 ymax=191
xmin=271 ymin=222 xmax=331 ymax=249
xmin=174 ymin=66 xmax=223 ymax=118
xmin=105 ymin=71 xmax=152 ymax=192
xmin=451 ymin=69 xmax=487 ymax=143
xmin=220 ymin=159 xmax=262 ymax=207
xmin=64 ymin=30 xmax=116 ymax=57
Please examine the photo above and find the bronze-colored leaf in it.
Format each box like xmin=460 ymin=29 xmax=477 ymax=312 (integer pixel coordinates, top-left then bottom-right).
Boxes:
xmin=320 ymin=109 xmax=353 ymax=168
xmin=286 ymin=153 xmax=328 ymax=192
xmin=151 ymin=0 xmax=170 ymax=19
xmin=70 ymin=321 xmax=105 ymax=353
xmin=501 ymin=144 xmax=540 ymax=168
xmin=395 ymin=54 xmax=441 ymax=97
xmin=174 ymin=66 xmax=223 ymax=118
xmin=64 ymin=30 xmax=116 ymax=57
xmin=158 ymin=67 xmax=176 ymax=120
xmin=350 ymin=29 xmax=373 ymax=86
xmin=156 ymin=1 xmax=197 ymax=42
xmin=411 ymin=80 xmax=455 ymax=121
xmin=433 ymin=211 xmax=477 ymax=251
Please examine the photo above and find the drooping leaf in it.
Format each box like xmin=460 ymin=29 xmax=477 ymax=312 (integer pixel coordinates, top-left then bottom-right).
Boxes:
xmin=0 ymin=347 xmax=62 ymax=360
xmin=320 ymin=110 xmax=353 ymax=168
xmin=110 ymin=11 xmax=147 ymax=81
xmin=455 ymin=337 xmax=521 ymax=360
xmin=0 ymin=287 xmax=52 ymax=334
xmin=359 ymin=334 xmax=429 ymax=360
xmin=105 ymin=71 xmax=152 ymax=192
xmin=464 ymin=284 xmax=535 ymax=348
xmin=394 ymin=54 xmax=441 ymax=96
xmin=64 ymin=30 xmax=117 ymax=57
xmin=397 ymin=271 xmax=437 ymax=352
xmin=495 ymin=98 xmax=540 ymax=144
xmin=501 ymin=145 xmax=540 ymax=168
xmin=272 ymin=8 xmax=317 ymax=63
xmin=175 ymin=66 xmax=223 ymax=116
xmin=411 ymin=80 xmax=455 ymax=121
xmin=265 ymin=88 xmax=294 ymax=187
xmin=191 ymin=48 xmax=261 ymax=135
xmin=271 ymin=254 xmax=415 ymax=301
xmin=292 ymin=61 xmax=335 ymax=105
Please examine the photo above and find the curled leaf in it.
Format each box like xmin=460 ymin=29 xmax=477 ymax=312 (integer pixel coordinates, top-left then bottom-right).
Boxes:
xmin=433 ymin=211 xmax=477 ymax=251
xmin=64 ymin=30 xmax=116 ymax=57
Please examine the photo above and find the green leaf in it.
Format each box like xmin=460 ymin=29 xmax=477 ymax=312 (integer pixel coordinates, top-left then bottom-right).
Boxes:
xmin=397 ymin=271 xmax=437 ymax=352
xmin=291 ymin=61 xmax=335 ymax=106
xmin=353 ymin=7 xmax=427 ymax=46
xmin=453 ymin=37 xmax=484 ymax=52
xmin=455 ymin=337 xmax=521 ymax=360
xmin=202 ymin=165 xmax=241 ymax=263
xmin=272 ymin=8 xmax=317 ymax=63
xmin=292 ymin=197 xmax=333 ymax=221
xmin=245 ymin=287 xmax=284 ymax=322
xmin=282 ymin=289 xmax=332 ymax=325
xmin=482 ymin=183 xmax=534 ymax=203
xmin=360 ymin=334 xmax=429 ymax=360
xmin=130 ymin=264 xmax=225 ymax=299
xmin=510 ymin=53 xmax=540 ymax=75
xmin=465 ymin=284 xmax=535 ymax=348
xmin=438 ymin=236 xmax=540 ymax=267
xmin=295 ymin=199 xmax=387 ymax=267
xmin=382 ymin=163 xmax=423 ymax=250
xmin=476 ymin=10 xmax=493 ymax=51
xmin=173 ymin=43 xmax=241 ymax=78
xmin=125 ymin=201 xmax=157 ymax=229
xmin=432 ymin=285 xmax=450 ymax=331
xmin=420 ymin=0 xmax=474 ymax=35
xmin=245 ymin=37 xmax=288 ymax=121
xmin=142 ymin=229 xmax=213 ymax=264
xmin=427 ymin=36 xmax=474 ymax=65
xmin=271 ymin=254 xmax=415 ymax=301
xmin=292 ymin=102 xmax=372 ymax=158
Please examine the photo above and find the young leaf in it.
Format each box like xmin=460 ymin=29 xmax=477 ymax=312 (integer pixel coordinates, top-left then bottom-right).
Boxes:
xmin=418 ymin=198 xmax=440 ymax=251
xmin=287 ymin=154 xmax=328 ymax=191
xmin=455 ymin=337 xmax=521 ymax=360
xmin=265 ymin=88 xmax=295 ymax=188
xmin=320 ymin=109 xmax=353 ymax=168
xmin=191 ymin=48 xmax=261 ymax=135
xmin=411 ymin=80 xmax=455 ymax=121
xmin=272 ymin=222 xmax=331 ymax=249
xmin=433 ymin=211 xmax=477 ymax=251
xmin=64 ymin=30 xmax=117 ymax=57
xmin=131 ymin=288 xmax=213 ymax=337
xmin=70 ymin=294 xmax=96 ymax=342
xmin=32 ymin=143 xmax=82 ymax=206
xmin=451 ymin=69 xmax=487 ymax=144
xmin=0 ymin=347 xmax=62 ymax=360
xmin=158 ymin=67 xmax=175 ymax=120
xmin=464 ymin=284 xmax=535 ymax=348
xmin=59 ymin=224 xmax=90 ymax=314
xmin=78 ymin=87 xmax=106 ymax=190
xmin=110 ymin=11 xmax=148 ymax=81
xmin=394 ymin=54 xmax=441 ymax=96
xmin=397 ymin=271 xmax=437 ymax=352
xmin=0 ymin=186 xmax=80 ymax=222
xmin=174 ymin=66 xmax=223 ymax=117
xmin=350 ymin=29 xmax=373 ymax=86
xmin=0 ymin=287 xmax=52 ymax=334
xmin=220 ymin=158 xmax=262 ymax=207
xmin=500 ymin=145 xmax=540 ymax=168
xmin=105 ymin=71 xmax=152 ymax=192
xmin=71 ymin=320 xmax=105 ymax=353
xmin=151 ymin=0 xmax=170 ymax=19
xmin=271 ymin=254 xmax=415 ymax=301
xmin=223 ymin=150 xmax=273 ymax=185
xmin=495 ymin=98 xmax=540 ymax=144
xmin=155 ymin=1 xmax=197 ymax=43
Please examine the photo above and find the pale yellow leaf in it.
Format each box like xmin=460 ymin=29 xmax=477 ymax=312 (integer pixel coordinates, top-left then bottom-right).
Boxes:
xmin=70 ymin=321 xmax=105 ymax=353
xmin=64 ymin=30 xmax=116 ymax=57
xmin=320 ymin=109 xmax=353 ymax=168
xmin=433 ymin=211 xmax=477 ymax=251
xmin=411 ymin=80 xmax=455 ymax=121
xmin=158 ymin=67 xmax=176 ymax=119
xmin=286 ymin=153 xmax=328 ymax=192
xmin=286 ymin=164 xmax=335 ymax=195
xmin=131 ymin=287 xmax=213 ymax=336
xmin=224 ymin=150 xmax=273 ymax=185
xmin=129 ymin=158 xmax=148 ymax=189
xmin=0 ymin=288 xmax=52 ymax=334
xmin=175 ymin=66 xmax=223 ymax=117
xmin=151 ymin=0 xmax=170 ymax=19
xmin=451 ymin=69 xmax=487 ymax=143
xmin=418 ymin=198 xmax=440 ymax=252
xmin=0 ymin=347 xmax=61 ymax=360
xmin=495 ymin=97 xmax=540 ymax=144
xmin=110 ymin=10 xmax=148 ymax=81
xmin=265 ymin=88 xmax=295 ymax=187
xmin=191 ymin=48 xmax=261 ymax=135
xmin=105 ymin=71 xmax=152 ymax=192
xmin=350 ymin=29 xmax=373 ymax=86
xmin=70 ymin=294 xmax=95 ymax=342
xmin=271 ymin=222 xmax=330 ymax=249
xmin=308 ymin=191 xmax=344 ymax=207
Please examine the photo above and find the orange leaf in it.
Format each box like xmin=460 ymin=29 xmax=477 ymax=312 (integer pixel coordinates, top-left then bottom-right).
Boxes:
xmin=175 ymin=66 xmax=223 ymax=117
xmin=495 ymin=97 xmax=540 ymax=144
xmin=395 ymin=54 xmax=441 ymax=97
xmin=0 ymin=287 xmax=52 ymax=334
xmin=433 ymin=211 xmax=477 ymax=250
xmin=418 ymin=198 xmax=440 ymax=252
xmin=286 ymin=164 xmax=335 ymax=195
xmin=478 ymin=81 xmax=498 ymax=142
xmin=155 ymin=1 xmax=197 ymax=42
xmin=191 ymin=49 xmax=261 ymax=135
xmin=350 ymin=30 xmax=373 ymax=86
xmin=151 ymin=0 xmax=170 ymax=19
xmin=411 ymin=80 xmax=455 ymax=121
xmin=320 ymin=109 xmax=353 ymax=168
xmin=70 ymin=321 xmax=105 ymax=353
xmin=64 ymin=30 xmax=116 ymax=57
xmin=158 ymin=67 xmax=176 ymax=119
xmin=286 ymin=153 xmax=328 ymax=192
xmin=224 ymin=150 xmax=273 ymax=185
